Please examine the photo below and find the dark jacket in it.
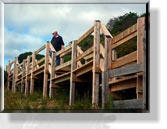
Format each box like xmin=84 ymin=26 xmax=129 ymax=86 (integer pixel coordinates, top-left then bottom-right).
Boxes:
xmin=51 ymin=35 xmax=64 ymax=51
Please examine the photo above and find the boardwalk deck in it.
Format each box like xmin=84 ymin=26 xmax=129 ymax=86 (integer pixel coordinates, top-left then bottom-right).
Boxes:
xmin=6 ymin=17 xmax=146 ymax=109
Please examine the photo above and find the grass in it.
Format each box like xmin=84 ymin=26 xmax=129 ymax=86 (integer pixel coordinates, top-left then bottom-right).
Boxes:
xmin=4 ymin=88 xmax=99 ymax=110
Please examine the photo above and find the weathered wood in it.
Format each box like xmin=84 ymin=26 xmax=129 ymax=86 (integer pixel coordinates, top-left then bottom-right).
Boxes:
xmin=69 ymin=41 xmax=77 ymax=106
xmin=49 ymin=51 xmax=56 ymax=98
xmin=111 ymin=79 xmax=136 ymax=92
xmin=109 ymin=64 xmax=143 ymax=78
xmin=21 ymin=60 xmax=26 ymax=93
xmin=112 ymin=31 xmax=137 ymax=49
xmin=12 ymin=57 xmax=18 ymax=93
xmin=30 ymin=52 xmax=35 ymax=95
xmin=76 ymin=26 xmax=94 ymax=44
xmin=112 ymin=24 xmax=137 ymax=44
xmin=25 ymin=56 xmax=30 ymax=96
xmin=111 ymin=51 xmax=137 ymax=69
xmin=136 ymin=17 xmax=145 ymax=102
xmin=92 ymin=20 xmax=100 ymax=108
xmin=35 ymin=44 xmax=46 ymax=54
xmin=76 ymin=46 xmax=93 ymax=61
xmin=102 ymin=36 xmax=111 ymax=109
xmin=100 ymin=44 xmax=105 ymax=58
xmin=43 ymin=43 xmax=49 ymax=98
xmin=100 ymin=23 xmax=113 ymax=38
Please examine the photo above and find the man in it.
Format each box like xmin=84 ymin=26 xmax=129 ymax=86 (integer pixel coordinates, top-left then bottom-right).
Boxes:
xmin=51 ymin=31 xmax=64 ymax=66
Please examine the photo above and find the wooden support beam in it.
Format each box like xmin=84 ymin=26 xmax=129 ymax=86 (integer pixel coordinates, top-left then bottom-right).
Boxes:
xmin=76 ymin=26 xmax=94 ymax=44
xmin=92 ymin=20 xmax=100 ymax=108
xmin=12 ymin=57 xmax=18 ymax=93
xmin=25 ymin=56 xmax=30 ymax=96
xmin=109 ymin=63 xmax=143 ymax=78
xmin=21 ymin=60 xmax=26 ymax=93
xmin=49 ymin=51 xmax=56 ymax=98
xmin=136 ymin=17 xmax=145 ymax=100
xmin=30 ymin=52 xmax=35 ymax=95
xmin=69 ymin=41 xmax=77 ymax=106
xmin=111 ymin=51 xmax=137 ymax=69
xmin=43 ymin=43 xmax=49 ymax=98
xmin=102 ymin=36 xmax=111 ymax=109
xmin=136 ymin=17 xmax=146 ymax=109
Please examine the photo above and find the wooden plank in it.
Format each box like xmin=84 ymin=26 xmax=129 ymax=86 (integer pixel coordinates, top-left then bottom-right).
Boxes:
xmin=111 ymin=79 xmax=136 ymax=92
xmin=25 ymin=56 xmax=30 ymax=96
xmin=109 ymin=74 xmax=138 ymax=85
xmin=112 ymin=24 xmax=137 ymax=44
xmin=12 ymin=57 xmax=18 ymax=93
xmin=69 ymin=41 xmax=77 ymax=106
xmin=49 ymin=51 xmax=56 ymax=98
xmin=137 ymin=17 xmax=145 ymax=101
xmin=56 ymin=44 xmax=72 ymax=56
xmin=76 ymin=26 xmax=94 ymax=45
xmin=92 ymin=20 xmax=100 ymax=108
xmin=21 ymin=60 xmax=26 ymax=93
xmin=111 ymin=51 xmax=137 ymax=69
xmin=100 ymin=44 xmax=105 ymax=58
xmin=30 ymin=52 xmax=35 ymax=95
xmin=76 ymin=46 xmax=93 ymax=61
xmin=100 ymin=23 xmax=113 ymax=38
xmin=43 ymin=43 xmax=49 ymax=98
xmin=102 ymin=36 xmax=110 ymax=109
xmin=109 ymin=64 xmax=143 ymax=78
xmin=35 ymin=44 xmax=46 ymax=54
xmin=55 ymin=60 xmax=71 ymax=71
xmin=112 ymin=31 xmax=137 ymax=49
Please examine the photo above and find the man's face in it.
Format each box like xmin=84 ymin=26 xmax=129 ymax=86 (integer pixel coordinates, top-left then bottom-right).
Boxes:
xmin=53 ymin=33 xmax=58 ymax=37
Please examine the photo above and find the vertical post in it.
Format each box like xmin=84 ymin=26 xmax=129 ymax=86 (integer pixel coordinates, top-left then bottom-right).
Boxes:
xmin=49 ymin=51 xmax=56 ymax=98
xmin=43 ymin=43 xmax=49 ymax=98
xmin=69 ymin=40 xmax=77 ymax=106
xmin=21 ymin=60 xmax=26 ymax=93
xmin=30 ymin=52 xmax=35 ymax=95
xmin=137 ymin=17 xmax=145 ymax=101
xmin=12 ymin=57 xmax=17 ymax=93
xmin=7 ymin=61 xmax=11 ymax=91
xmin=102 ymin=36 xmax=111 ymax=109
xmin=92 ymin=20 xmax=100 ymax=108
xmin=25 ymin=56 xmax=30 ymax=96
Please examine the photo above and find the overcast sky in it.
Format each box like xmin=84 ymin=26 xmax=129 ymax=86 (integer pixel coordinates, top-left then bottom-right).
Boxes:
xmin=4 ymin=4 xmax=146 ymax=65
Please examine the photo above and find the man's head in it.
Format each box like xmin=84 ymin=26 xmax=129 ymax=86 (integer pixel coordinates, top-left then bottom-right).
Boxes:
xmin=52 ymin=31 xmax=58 ymax=37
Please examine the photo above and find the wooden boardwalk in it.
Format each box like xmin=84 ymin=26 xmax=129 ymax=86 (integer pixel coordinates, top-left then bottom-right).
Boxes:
xmin=6 ymin=17 xmax=146 ymax=109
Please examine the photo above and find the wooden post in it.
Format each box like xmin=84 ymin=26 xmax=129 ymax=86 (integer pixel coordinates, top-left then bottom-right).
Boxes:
xmin=69 ymin=40 xmax=77 ymax=106
xmin=21 ymin=60 xmax=26 ymax=93
xmin=49 ymin=51 xmax=56 ymax=98
xmin=43 ymin=43 xmax=49 ymax=98
xmin=12 ymin=57 xmax=18 ymax=93
xmin=143 ymin=18 xmax=146 ymax=109
xmin=25 ymin=56 xmax=30 ymax=96
xmin=30 ymin=52 xmax=35 ymax=95
xmin=102 ymin=36 xmax=111 ymax=109
xmin=7 ymin=61 xmax=11 ymax=91
xmin=92 ymin=20 xmax=100 ymax=108
xmin=137 ymin=17 xmax=145 ymax=100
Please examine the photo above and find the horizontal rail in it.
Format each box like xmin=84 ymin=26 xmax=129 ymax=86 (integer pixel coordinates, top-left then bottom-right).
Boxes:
xmin=109 ymin=63 xmax=143 ymax=78
xmin=76 ymin=26 xmax=94 ymax=45
xmin=111 ymin=23 xmax=137 ymax=45
xmin=35 ymin=44 xmax=46 ymax=54
xmin=112 ymin=31 xmax=137 ymax=49
xmin=111 ymin=51 xmax=137 ymax=69
xmin=76 ymin=46 xmax=93 ymax=61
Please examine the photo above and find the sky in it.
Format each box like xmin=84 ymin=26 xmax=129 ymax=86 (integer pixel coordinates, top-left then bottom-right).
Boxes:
xmin=4 ymin=4 xmax=146 ymax=66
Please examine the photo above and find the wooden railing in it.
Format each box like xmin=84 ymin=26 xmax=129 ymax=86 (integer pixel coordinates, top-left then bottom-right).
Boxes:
xmin=6 ymin=17 xmax=146 ymax=109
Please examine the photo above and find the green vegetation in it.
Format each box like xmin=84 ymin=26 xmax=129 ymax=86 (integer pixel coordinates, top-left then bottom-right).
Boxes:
xmin=4 ymin=88 xmax=93 ymax=110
